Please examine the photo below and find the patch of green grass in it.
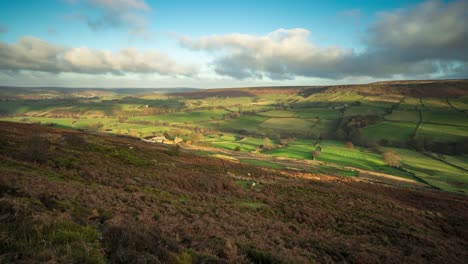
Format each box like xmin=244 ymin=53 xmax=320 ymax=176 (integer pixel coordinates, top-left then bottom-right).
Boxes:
xmin=399 ymin=97 xmax=423 ymax=110
xmin=260 ymin=118 xmax=315 ymax=132
xmin=384 ymin=110 xmax=420 ymax=122
xmin=266 ymin=140 xmax=412 ymax=178
xmin=421 ymin=110 xmax=468 ymax=127
xmin=386 ymin=147 xmax=468 ymax=193
xmin=210 ymin=141 xmax=257 ymax=152
xmin=361 ymin=121 xmax=416 ymax=143
xmin=421 ymin=98 xmax=452 ymax=110
xmin=294 ymin=108 xmax=341 ymax=119
xmin=130 ymin=109 xmax=228 ymax=124
xmin=236 ymin=180 xmax=263 ymax=191
xmin=435 ymin=154 xmax=468 ymax=170
xmin=448 ymin=96 xmax=468 ymax=110
xmin=344 ymin=106 xmax=387 ymax=117
xmin=257 ymin=110 xmax=296 ymax=117
xmin=417 ymin=123 xmax=468 ymax=142
xmin=221 ymin=115 xmax=268 ymax=134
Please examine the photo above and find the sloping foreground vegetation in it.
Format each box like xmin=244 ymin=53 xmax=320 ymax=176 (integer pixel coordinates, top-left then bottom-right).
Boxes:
xmin=0 ymin=122 xmax=468 ymax=263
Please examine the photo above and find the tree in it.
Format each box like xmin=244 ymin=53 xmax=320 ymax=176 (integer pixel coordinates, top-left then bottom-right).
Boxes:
xmin=187 ymin=132 xmax=204 ymax=144
xmin=312 ymin=150 xmax=321 ymax=160
xmin=382 ymin=151 xmax=401 ymax=167
xmin=262 ymin=137 xmax=273 ymax=151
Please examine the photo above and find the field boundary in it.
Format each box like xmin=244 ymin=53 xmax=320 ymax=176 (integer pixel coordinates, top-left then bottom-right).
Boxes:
xmin=446 ymin=97 xmax=468 ymax=119
xmin=411 ymin=110 xmax=423 ymax=138
xmin=419 ymin=98 xmax=429 ymax=110
xmin=422 ymin=152 xmax=468 ymax=172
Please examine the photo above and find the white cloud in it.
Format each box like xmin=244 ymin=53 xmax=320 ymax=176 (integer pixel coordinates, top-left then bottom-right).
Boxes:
xmin=0 ymin=36 xmax=197 ymax=76
xmin=178 ymin=28 xmax=354 ymax=79
xmin=177 ymin=0 xmax=468 ymax=80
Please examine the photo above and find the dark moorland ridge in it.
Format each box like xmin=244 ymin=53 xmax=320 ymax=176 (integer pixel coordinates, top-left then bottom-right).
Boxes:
xmin=1 ymin=121 xmax=467 ymax=263
xmin=171 ymin=79 xmax=468 ymax=98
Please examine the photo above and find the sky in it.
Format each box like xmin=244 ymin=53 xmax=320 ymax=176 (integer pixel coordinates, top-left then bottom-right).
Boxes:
xmin=0 ymin=0 xmax=466 ymax=88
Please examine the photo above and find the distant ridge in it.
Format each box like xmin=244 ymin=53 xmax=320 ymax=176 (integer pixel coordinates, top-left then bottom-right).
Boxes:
xmin=170 ymin=79 xmax=468 ymax=98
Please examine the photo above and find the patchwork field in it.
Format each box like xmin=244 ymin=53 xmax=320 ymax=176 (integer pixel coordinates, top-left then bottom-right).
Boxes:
xmin=1 ymin=80 xmax=467 ymax=197
xmin=260 ymin=117 xmax=315 ymax=132
xmin=361 ymin=121 xmax=417 ymax=143
xmin=384 ymin=110 xmax=420 ymax=122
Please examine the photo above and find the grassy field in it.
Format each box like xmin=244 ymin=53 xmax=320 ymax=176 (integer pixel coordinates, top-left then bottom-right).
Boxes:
xmin=417 ymin=123 xmax=468 ymax=142
xmin=265 ymin=140 xmax=411 ymax=176
xmin=260 ymin=118 xmax=315 ymax=132
xmin=384 ymin=110 xmax=420 ymax=122
xmin=387 ymin=147 xmax=468 ymax=193
xmin=361 ymin=121 xmax=416 ymax=143
xmin=399 ymin=97 xmax=423 ymax=110
xmin=1 ymin=83 xmax=467 ymax=196
xmin=422 ymin=98 xmax=452 ymax=110
xmin=344 ymin=106 xmax=387 ymax=117
xmin=421 ymin=110 xmax=468 ymax=126
xmin=448 ymin=96 xmax=468 ymax=110
xmin=294 ymin=108 xmax=341 ymax=119
xmin=257 ymin=110 xmax=296 ymax=117
xmin=130 ymin=109 xmax=228 ymax=124
xmin=219 ymin=115 xmax=268 ymax=134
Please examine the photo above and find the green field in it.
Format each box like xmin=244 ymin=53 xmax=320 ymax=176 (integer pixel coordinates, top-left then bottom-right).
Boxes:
xmin=384 ymin=110 xmax=420 ymax=122
xmin=344 ymin=106 xmax=387 ymax=117
xmin=130 ymin=109 xmax=228 ymax=124
xmin=260 ymin=118 xmax=315 ymax=132
xmin=417 ymin=123 xmax=468 ymax=142
xmin=265 ymin=140 xmax=413 ymax=177
xmin=1 ymin=83 xmax=467 ymax=195
xmin=422 ymin=98 xmax=452 ymax=110
xmin=257 ymin=110 xmax=296 ymax=117
xmin=422 ymin=110 xmax=468 ymax=126
xmin=361 ymin=121 xmax=416 ymax=143
xmin=448 ymin=96 xmax=468 ymax=110
xmin=388 ymin=148 xmax=468 ymax=193
xmin=399 ymin=97 xmax=423 ymax=110
xmin=219 ymin=115 xmax=268 ymax=134
xmin=294 ymin=108 xmax=341 ymax=119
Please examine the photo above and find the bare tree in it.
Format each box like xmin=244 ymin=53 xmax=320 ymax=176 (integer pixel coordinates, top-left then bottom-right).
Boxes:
xmin=382 ymin=151 xmax=401 ymax=167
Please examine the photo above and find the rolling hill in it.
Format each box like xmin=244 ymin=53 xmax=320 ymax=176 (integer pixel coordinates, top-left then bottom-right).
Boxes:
xmin=1 ymin=121 xmax=467 ymax=263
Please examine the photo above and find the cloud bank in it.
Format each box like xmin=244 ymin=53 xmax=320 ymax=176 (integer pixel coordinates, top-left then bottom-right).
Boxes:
xmin=0 ymin=37 xmax=197 ymax=76
xmin=177 ymin=0 xmax=468 ymax=80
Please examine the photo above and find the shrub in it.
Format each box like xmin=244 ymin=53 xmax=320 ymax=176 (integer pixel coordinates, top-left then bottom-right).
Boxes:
xmin=188 ymin=132 xmax=204 ymax=144
xmin=382 ymin=151 xmax=401 ymax=167
xmin=262 ymin=137 xmax=273 ymax=151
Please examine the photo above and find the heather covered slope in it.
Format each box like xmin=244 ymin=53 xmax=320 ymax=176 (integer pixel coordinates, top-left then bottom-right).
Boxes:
xmin=1 ymin=122 xmax=467 ymax=263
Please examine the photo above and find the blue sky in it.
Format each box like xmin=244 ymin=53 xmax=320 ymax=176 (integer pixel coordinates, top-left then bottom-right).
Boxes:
xmin=0 ymin=0 xmax=466 ymax=88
